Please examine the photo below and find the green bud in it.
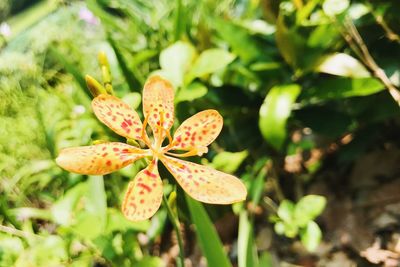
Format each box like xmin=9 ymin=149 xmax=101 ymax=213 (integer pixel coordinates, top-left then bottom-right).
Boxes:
xmin=85 ymin=75 xmax=107 ymax=97
xmin=98 ymin=51 xmax=110 ymax=68
xmin=92 ymin=140 xmax=109 ymax=145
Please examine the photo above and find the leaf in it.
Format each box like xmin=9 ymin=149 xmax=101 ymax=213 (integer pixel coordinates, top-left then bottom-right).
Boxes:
xmin=105 ymin=208 xmax=150 ymax=234
xmin=186 ymin=48 xmax=236 ymax=83
xmin=213 ymin=18 xmax=269 ymax=64
xmin=300 ymin=77 xmax=385 ymax=101
xmin=277 ymin=199 xmax=295 ymax=223
xmin=175 ymin=82 xmax=208 ymax=103
xmin=238 ymin=211 xmax=259 ymax=267
xmin=317 ymin=53 xmax=370 ymax=78
xmin=48 ymin=47 xmax=91 ymax=99
xmin=294 ymin=195 xmax=326 ymax=227
xmin=107 ymin=36 xmax=142 ymax=91
xmin=134 ymin=257 xmax=165 ymax=267
xmin=300 ymin=221 xmax=322 ymax=252
xmin=186 ymin=195 xmax=232 ymax=267
xmin=86 ymin=175 xmax=107 ymax=223
xmin=159 ymin=41 xmax=197 ymax=87
xmin=323 ymin=0 xmax=350 ymax=16
xmin=51 ymin=183 xmax=87 ymax=226
xmin=122 ymin=92 xmax=142 ymax=110
xmin=259 ymin=84 xmax=301 ymax=150
xmin=211 ymin=150 xmax=248 ymax=174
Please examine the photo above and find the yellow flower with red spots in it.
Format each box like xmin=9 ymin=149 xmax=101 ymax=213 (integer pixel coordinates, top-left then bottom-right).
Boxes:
xmin=56 ymin=76 xmax=247 ymax=221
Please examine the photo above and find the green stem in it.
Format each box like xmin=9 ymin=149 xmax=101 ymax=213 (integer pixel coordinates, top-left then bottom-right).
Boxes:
xmin=162 ymin=194 xmax=185 ymax=267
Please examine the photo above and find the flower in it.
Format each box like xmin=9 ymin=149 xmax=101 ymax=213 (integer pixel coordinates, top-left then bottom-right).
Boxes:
xmin=56 ymin=76 xmax=247 ymax=221
xmin=79 ymin=7 xmax=100 ymax=25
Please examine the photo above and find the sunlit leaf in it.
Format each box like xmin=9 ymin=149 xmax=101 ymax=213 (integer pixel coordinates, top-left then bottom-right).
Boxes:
xmin=51 ymin=183 xmax=87 ymax=226
xmin=300 ymin=221 xmax=322 ymax=251
xmin=277 ymin=199 xmax=295 ymax=223
xmin=186 ymin=48 xmax=236 ymax=83
xmin=159 ymin=41 xmax=197 ymax=87
xmin=294 ymin=195 xmax=326 ymax=227
xmin=323 ymin=0 xmax=350 ymax=16
xmin=211 ymin=150 xmax=248 ymax=174
xmin=175 ymin=82 xmax=208 ymax=103
xmin=317 ymin=53 xmax=370 ymax=78
xmin=259 ymin=84 xmax=301 ymax=150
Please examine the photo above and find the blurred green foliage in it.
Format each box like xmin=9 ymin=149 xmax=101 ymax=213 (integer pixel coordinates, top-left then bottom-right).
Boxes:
xmin=1 ymin=0 xmax=400 ymax=266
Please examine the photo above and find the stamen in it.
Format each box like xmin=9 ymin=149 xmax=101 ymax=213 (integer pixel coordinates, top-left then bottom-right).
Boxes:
xmin=165 ymin=146 xmax=208 ymax=157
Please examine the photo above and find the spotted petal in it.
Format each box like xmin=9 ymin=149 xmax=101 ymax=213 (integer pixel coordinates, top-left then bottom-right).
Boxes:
xmin=92 ymin=94 xmax=143 ymax=140
xmin=170 ymin=110 xmax=223 ymax=153
xmin=122 ymin=160 xmax=163 ymax=221
xmin=56 ymin=142 xmax=148 ymax=175
xmin=142 ymin=76 xmax=175 ymax=141
xmin=161 ymin=156 xmax=247 ymax=204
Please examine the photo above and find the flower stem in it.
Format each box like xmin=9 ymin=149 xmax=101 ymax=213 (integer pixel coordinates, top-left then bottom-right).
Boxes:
xmin=162 ymin=194 xmax=185 ymax=267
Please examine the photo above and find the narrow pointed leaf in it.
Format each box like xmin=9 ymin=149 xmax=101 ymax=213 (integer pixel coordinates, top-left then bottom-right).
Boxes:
xmin=186 ymin=195 xmax=232 ymax=267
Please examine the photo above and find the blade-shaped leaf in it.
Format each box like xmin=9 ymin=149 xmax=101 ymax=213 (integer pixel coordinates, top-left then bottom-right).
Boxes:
xmin=238 ymin=211 xmax=259 ymax=267
xmin=186 ymin=195 xmax=232 ymax=267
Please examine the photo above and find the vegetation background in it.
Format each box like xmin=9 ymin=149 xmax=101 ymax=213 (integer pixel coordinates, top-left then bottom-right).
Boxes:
xmin=1 ymin=0 xmax=400 ymax=266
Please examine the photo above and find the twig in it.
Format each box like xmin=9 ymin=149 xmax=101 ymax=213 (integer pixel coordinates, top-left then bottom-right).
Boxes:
xmin=0 ymin=224 xmax=40 ymax=239
xmin=342 ymin=17 xmax=400 ymax=106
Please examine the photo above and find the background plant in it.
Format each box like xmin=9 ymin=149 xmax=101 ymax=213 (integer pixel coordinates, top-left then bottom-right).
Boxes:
xmin=1 ymin=0 xmax=400 ymax=266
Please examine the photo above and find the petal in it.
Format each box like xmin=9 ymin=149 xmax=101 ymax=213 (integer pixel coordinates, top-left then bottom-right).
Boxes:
xmin=56 ymin=142 xmax=148 ymax=175
xmin=122 ymin=160 xmax=163 ymax=221
xmin=161 ymin=156 xmax=247 ymax=204
xmin=170 ymin=110 xmax=223 ymax=152
xmin=92 ymin=94 xmax=143 ymax=140
xmin=142 ymin=76 xmax=175 ymax=138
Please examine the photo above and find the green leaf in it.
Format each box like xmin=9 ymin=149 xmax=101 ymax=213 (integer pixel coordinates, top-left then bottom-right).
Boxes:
xmin=277 ymin=199 xmax=295 ymax=223
xmin=86 ymin=176 xmax=107 ymax=223
xmin=186 ymin=49 xmax=236 ymax=83
xmin=159 ymin=41 xmax=197 ymax=87
xmin=238 ymin=211 xmax=259 ymax=267
xmin=213 ymin=18 xmax=268 ymax=64
xmin=48 ymin=47 xmax=91 ymax=100
xmin=259 ymin=84 xmax=301 ymax=150
xmin=316 ymin=53 xmax=370 ymax=78
xmin=73 ymin=213 xmax=104 ymax=240
xmin=186 ymin=195 xmax=232 ymax=267
xmin=294 ymin=195 xmax=326 ymax=227
xmin=51 ymin=183 xmax=87 ymax=226
xmin=301 ymin=77 xmax=385 ymax=101
xmin=175 ymin=82 xmax=208 ymax=103
xmin=122 ymin=92 xmax=142 ymax=110
xmin=135 ymin=257 xmax=165 ymax=267
xmin=211 ymin=150 xmax=248 ymax=174
xmin=107 ymin=36 xmax=142 ymax=91
xmin=300 ymin=221 xmax=322 ymax=251
xmin=105 ymin=208 xmax=150 ymax=234
xmin=323 ymin=0 xmax=350 ymax=16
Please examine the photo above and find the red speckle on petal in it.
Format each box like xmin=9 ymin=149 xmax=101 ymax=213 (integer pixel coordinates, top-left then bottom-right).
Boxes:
xmin=106 ymin=160 xmax=112 ymax=166
xmin=113 ymin=148 xmax=119 ymax=152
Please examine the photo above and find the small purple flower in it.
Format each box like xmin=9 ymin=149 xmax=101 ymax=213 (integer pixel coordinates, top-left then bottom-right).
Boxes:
xmin=79 ymin=7 xmax=100 ymax=25
xmin=0 ymin=23 xmax=11 ymax=37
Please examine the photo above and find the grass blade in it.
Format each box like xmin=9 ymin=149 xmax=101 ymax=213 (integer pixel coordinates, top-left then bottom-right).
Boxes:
xmin=186 ymin=195 xmax=232 ymax=267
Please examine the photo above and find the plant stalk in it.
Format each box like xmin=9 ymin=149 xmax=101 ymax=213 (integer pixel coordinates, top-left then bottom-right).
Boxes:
xmin=162 ymin=194 xmax=185 ymax=267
